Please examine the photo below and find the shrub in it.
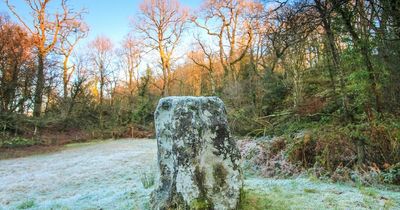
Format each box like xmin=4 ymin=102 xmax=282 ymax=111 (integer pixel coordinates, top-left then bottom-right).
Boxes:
xmin=287 ymin=131 xmax=316 ymax=168
xmin=1 ymin=137 xmax=36 ymax=148
xmin=381 ymin=163 xmax=400 ymax=185
xmin=313 ymin=126 xmax=356 ymax=171
xmin=238 ymin=137 xmax=302 ymax=178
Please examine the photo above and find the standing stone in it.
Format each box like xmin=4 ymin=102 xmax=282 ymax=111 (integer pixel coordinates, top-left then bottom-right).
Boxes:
xmin=150 ymin=96 xmax=242 ymax=210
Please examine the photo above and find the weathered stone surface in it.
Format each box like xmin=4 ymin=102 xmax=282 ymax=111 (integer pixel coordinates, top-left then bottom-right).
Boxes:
xmin=150 ymin=96 xmax=242 ymax=210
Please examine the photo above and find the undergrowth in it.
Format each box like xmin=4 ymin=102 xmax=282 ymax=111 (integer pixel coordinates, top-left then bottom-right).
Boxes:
xmin=0 ymin=112 xmax=153 ymax=149
xmin=238 ymin=113 xmax=400 ymax=186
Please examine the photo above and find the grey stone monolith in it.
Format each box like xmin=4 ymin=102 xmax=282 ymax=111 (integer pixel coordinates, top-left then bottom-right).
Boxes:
xmin=150 ymin=96 xmax=242 ymax=210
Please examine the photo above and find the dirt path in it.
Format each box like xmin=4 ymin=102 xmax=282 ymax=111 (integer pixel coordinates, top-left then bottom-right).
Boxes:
xmin=0 ymin=139 xmax=399 ymax=210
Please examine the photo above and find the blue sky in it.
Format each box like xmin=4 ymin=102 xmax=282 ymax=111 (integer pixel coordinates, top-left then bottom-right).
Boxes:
xmin=0 ymin=0 xmax=202 ymax=45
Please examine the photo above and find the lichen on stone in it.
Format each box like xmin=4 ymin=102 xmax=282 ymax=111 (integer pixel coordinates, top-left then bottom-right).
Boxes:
xmin=150 ymin=96 xmax=242 ymax=210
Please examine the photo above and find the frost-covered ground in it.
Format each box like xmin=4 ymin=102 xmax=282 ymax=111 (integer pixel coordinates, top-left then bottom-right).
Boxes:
xmin=0 ymin=139 xmax=399 ymax=210
xmin=0 ymin=139 xmax=157 ymax=210
xmin=245 ymin=178 xmax=400 ymax=209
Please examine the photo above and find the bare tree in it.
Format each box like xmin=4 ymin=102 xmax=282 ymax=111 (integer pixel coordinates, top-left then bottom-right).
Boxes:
xmin=189 ymin=35 xmax=217 ymax=94
xmin=66 ymin=52 xmax=89 ymax=115
xmin=88 ymin=36 xmax=114 ymax=105
xmin=118 ymin=34 xmax=142 ymax=97
xmin=192 ymin=0 xmax=255 ymax=84
xmin=135 ymin=0 xmax=188 ymax=96
xmin=58 ymin=15 xmax=89 ymax=98
xmin=261 ymin=1 xmax=317 ymax=73
xmin=5 ymin=0 xmax=83 ymax=116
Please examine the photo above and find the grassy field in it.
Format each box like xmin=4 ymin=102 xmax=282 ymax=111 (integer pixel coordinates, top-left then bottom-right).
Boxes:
xmin=0 ymin=139 xmax=399 ymax=210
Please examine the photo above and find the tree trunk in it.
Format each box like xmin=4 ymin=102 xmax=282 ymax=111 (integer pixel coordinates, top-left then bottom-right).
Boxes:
xmin=324 ymin=17 xmax=349 ymax=118
xmin=356 ymin=137 xmax=365 ymax=165
xmin=8 ymin=62 xmax=20 ymax=112
xmin=63 ymin=57 xmax=69 ymax=98
xmin=33 ymin=53 xmax=45 ymax=117
xmin=209 ymin=71 xmax=216 ymax=95
xmin=335 ymin=2 xmax=381 ymax=112
xmin=161 ymin=67 xmax=168 ymax=97
xmin=100 ymin=75 xmax=104 ymax=105
xmin=315 ymin=0 xmax=350 ymax=118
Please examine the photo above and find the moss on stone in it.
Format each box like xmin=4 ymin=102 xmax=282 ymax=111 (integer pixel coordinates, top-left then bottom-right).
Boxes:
xmin=213 ymin=163 xmax=227 ymax=192
xmin=190 ymin=198 xmax=212 ymax=210
xmin=194 ymin=165 xmax=206 ymax=196
xmin=153 ymin=97 xmax=242 ymax=209
xmin=193 ymin=165 xmax=213 ymax=209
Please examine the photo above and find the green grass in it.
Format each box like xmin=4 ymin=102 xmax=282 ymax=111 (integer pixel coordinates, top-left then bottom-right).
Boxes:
xmin=239 ymin=187 xmax=399 ymax=210
xmin=304 ymin=188 xmax=318 ymax=193
xmin=16 ymin=200 xmax=35 ymax=209
xmin=239 ymin=190 xmax=273 ymax=210
xmin=140 ymin=170 xmax=156 ymax=189
xmin=244 ymin=177 xmax=400 ymax=209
